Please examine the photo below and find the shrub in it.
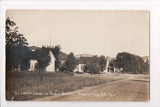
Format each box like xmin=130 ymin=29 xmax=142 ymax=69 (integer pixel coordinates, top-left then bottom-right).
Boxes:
xmin=83 ymin=63 xmax=100 ymax=74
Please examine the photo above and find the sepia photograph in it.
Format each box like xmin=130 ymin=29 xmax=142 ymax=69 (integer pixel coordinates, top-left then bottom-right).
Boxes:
xmin=5 ymin=10 xmax=149 ymax=101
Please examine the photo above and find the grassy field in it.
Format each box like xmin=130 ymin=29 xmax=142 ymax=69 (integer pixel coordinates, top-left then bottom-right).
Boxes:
xmin=6 ymin=72 xmax=149 ymax=101
xmin=6 ymin=72 xmax=110 ymax=101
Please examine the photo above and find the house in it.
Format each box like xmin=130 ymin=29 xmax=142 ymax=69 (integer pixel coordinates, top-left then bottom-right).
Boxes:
xmin=28 ymin=46 xmax=41 ymax=52
xmin=46 ymin=50 xmax=56 ymax=72
xmin=74 ymin=56 xmax=97 ymax=72
xmin=29 ymin=60 xmax=38 ymax=71
xmin=74 ymin=64 xmax=85 ymax=72
xmin=28 ymin=46 xmax=56 ymax=72
xmin=59 ymin=52 xmax=68 ymax=64
xmin=29 ymin=50 xmax=56 ymax=72
xmin=28 ymin=46 xmax=39 ymax=71
xmin=74 ymin=56 xmax=113 ymax=73
xmin=103 ymin=57 xmax=124 ymax=73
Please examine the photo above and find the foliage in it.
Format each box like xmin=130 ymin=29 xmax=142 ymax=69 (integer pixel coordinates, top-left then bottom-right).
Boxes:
xmin=107 ymin=59 xmax=116 ymax=72
xmin=6 ymin=72 xmax=107 ymax=100
xmin=109 ymin=59 xmax=114 ymax=67
xmin=62 ymin=52 xmax=77 ymax=72
xmin=84 ymin=63 xmax=100 ymax=74
xmin=78 ymin=56 xmax=99 ymax=64
xmin=6 ymin=17 xmax=28 ymax=47
xmin=30 ymin=45 xmax=61 ymax=71
xmin=51 ymin=45 xmax=61 ymax=71
xmin=144 ymin=59 xmax=149 ymax=73
xmin=6 ymin=17 xmax=29 ymax=71
xmin=6 ymin=46 xmax=30 ymax=71
xmin=114 ymin=52 xmax=145 ymax=74
xmin=36 ymin=47 xmax=51 ymax=71
xmin=98 ymin=55 xmax=107 ymax=72
xmin=79 ymin=55 xmax=106 ymax=73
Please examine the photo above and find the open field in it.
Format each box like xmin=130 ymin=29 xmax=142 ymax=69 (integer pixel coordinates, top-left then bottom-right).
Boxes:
xmin=6 ymin=72 xmax=110 ymax=101
xmin=6 ymin=72 xmax=149 ymax=101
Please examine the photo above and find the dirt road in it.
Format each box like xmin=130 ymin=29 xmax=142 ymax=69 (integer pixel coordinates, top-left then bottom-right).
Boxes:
xmin=33 ymin=75 xmax=149 ymax=101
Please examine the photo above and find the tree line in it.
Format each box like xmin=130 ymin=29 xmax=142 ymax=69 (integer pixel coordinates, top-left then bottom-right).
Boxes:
xmin=110 ymin=52 xmax=149 ymax=74
xmin=6 ymin=18 xmax=149 ymax=74
xmin=59 ymin=53 xmax=107 ymax=74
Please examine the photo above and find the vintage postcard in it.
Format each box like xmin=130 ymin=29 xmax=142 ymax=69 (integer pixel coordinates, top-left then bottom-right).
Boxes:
xmin=5 ymin=10 xmax=149 ymax=101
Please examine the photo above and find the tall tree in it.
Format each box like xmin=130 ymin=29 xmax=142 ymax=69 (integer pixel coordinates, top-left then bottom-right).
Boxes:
xmin=114 ymin=52 xmax=145 ymax=74
xmin=98 ymin=55 xmax=107 ymax=72
xmin=6 ymin=17 xmax=29 ymax=71
xmin=6 ymin=17 xmax=28 ymax=47
xmin=63 ymin=52 xmax=77 ymax=72
xmin=36 ymin=47 xmax=51 ymax=71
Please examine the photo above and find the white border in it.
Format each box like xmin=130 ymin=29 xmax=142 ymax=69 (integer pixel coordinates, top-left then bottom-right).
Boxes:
xmin=1 ymin=1 xmax=160 ymax=107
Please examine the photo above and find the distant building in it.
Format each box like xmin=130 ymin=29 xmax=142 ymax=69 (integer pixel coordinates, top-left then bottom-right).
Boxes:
xmin=74 ymin=56 xmax=96 ymax=72
xmin=103 ymin=57 xmax=112 ymax=73
xmin=74 ymin=56 xmax=113 ymax=73
xmin=74 ymin=64 xmax=85 ymax=72
xmin=142 ymin=56 xmax=149 ymax=63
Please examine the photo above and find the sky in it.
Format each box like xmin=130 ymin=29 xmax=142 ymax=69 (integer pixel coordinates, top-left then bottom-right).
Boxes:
xmin=6 ymin=10 xmax=149 ymax=57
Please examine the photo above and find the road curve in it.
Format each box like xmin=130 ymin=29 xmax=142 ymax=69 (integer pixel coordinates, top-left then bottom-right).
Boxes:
xmin=33 ymin=78 xmax=149 ymax=101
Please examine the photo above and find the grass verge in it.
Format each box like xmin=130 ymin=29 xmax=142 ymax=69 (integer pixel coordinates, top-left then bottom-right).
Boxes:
xmin=6 ymin=72 xmax=108 ymax=101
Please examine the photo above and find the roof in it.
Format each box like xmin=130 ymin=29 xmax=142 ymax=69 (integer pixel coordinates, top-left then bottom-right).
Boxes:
xmin=28 ymin=46 xmax=41 ymax=51
xmin=58 ymin=52 xmax=68 ymax=60
xmin=75 ymin=54 xmax=96 ymax=58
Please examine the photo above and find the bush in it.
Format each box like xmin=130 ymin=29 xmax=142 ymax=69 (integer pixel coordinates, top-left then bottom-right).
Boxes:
xmin=83 ymin=63 xmax=100 ymax=74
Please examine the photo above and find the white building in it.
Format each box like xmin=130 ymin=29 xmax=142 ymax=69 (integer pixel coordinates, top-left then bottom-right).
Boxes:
xmin=29 ymin=50 xmax=56 ymax=72
xmin=142 ymin=56 xmax=149 ymax=63
xmin=29 ymin=60 xmax=38 ymax=71
xmin=46 ymin=50 xmax=56 ymax=72
xmin=103 ymin=57 xmax=112 ymax=73
xmin=74 ymin=64 xmax=85 ymax=72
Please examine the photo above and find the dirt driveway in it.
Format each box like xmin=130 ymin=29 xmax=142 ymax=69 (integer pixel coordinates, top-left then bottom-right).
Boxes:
xmin=33 ymin=74 xmax=149 ymax=101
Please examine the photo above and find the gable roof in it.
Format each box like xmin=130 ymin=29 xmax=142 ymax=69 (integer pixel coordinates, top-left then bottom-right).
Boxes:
xmin=49 ymin=50 xmax=56 ymax=61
